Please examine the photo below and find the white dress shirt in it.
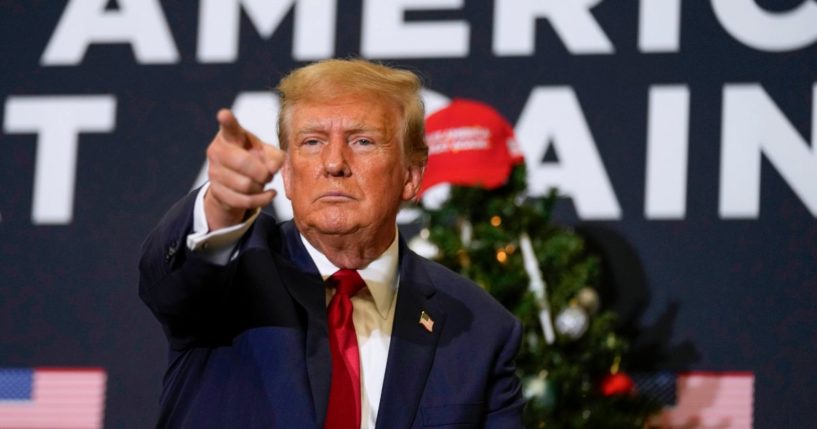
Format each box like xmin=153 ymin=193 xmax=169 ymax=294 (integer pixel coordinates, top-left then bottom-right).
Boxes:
xmin=187 ymin=183 xmax=398 ymax=429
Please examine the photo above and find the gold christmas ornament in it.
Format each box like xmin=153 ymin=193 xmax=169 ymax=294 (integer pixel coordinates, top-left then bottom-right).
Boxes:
xmin=576 ymin=287 xmax=600 ymax=314
xmin=490 ymin=215 xmax=502 ymax=227
xmin=605 ymin=333 xmax=618 ymax=349
xmin=457 ymin=249 xmax=471 ymax=268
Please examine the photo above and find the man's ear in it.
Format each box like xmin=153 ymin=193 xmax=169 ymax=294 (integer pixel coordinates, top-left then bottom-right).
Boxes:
xmin=281 ymin=157 xmax=293 ymax=200
xmin=402 ymin=164 xmax=424 ymax=202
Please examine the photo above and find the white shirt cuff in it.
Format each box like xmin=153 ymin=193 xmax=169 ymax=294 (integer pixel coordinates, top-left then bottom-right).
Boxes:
xmin=186 ymin=182 xmax=261 ymax=265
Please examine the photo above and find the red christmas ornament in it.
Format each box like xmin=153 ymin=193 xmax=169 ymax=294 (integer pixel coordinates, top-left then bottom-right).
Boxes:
xmin=600 ymin=372 xmax=636 ymax=396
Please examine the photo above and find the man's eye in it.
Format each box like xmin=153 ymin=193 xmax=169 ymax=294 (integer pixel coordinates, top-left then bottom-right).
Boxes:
xmin=354 ymin=138 xmax=373 ymax=146
xmin=304 ymin=139 xmax=320 ymax=146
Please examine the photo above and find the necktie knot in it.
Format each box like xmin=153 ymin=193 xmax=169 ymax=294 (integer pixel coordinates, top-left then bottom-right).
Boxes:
xmin=327 ymin=269 xmax=365 ymax=297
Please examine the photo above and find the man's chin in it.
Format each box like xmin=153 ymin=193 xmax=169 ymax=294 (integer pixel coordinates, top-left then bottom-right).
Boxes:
xmin=315 ymin=225 xmax=357 ymax=236
xmin=296 ymin=215 xmax=360 ymax=237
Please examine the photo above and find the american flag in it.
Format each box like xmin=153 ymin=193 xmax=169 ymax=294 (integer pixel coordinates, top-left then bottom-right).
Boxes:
xmin=651 ymin=372 xmax=754 ymax=429
xmin=0 ymin=368 xmax=107 ymax=429
xmin=419 ymin=310 xmax=434 ymax=333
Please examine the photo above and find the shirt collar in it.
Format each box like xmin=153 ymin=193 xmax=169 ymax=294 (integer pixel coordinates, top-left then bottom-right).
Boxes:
xmin=300 ymin=232 xmax=399 ymax=319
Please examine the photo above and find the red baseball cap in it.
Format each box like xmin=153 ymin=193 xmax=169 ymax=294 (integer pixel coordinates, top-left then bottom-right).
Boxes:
xmin=420 ymin=98 xmax=524 ymax=195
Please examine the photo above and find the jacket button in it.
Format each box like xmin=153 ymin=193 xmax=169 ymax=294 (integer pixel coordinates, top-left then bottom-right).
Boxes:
xmin=165 ymin=240 xmax=179 ymax=262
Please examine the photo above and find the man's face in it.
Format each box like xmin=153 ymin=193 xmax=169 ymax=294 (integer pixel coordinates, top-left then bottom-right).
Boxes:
xmin=282 ymin=94 xmax=423 ymax=244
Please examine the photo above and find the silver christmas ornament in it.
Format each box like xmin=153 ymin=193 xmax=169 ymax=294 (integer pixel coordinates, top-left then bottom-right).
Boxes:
xmin=555 ymin=306 xmax=589 ymax=340
xmin=408 ymin=229 xmax=440 ymax=259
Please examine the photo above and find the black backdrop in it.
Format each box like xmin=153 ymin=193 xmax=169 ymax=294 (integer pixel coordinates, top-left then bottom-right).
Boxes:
xmin=1 ymin=1 xmax=815 ymax=427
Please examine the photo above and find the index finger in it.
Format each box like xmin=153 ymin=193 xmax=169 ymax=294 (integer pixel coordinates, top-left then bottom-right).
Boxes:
xmin=217 ymin=109 xmax=247 ymax=146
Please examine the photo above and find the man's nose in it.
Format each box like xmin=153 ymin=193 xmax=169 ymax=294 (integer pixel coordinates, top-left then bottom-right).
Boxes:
xmin=322 ymin=137 xmax=350 ymax=177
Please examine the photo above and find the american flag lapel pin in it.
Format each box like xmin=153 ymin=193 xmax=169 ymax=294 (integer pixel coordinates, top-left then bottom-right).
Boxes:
xmin=419 ymin=310 xmax=434 ymax=333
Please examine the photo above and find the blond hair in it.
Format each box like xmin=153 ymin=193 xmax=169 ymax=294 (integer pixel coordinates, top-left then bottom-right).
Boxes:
xmin=276 ymin=59 xmax=428 ymax=167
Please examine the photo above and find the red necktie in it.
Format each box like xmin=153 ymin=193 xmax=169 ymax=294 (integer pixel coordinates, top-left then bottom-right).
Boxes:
xmin=325 ymin=269 xmax=365 ymax=429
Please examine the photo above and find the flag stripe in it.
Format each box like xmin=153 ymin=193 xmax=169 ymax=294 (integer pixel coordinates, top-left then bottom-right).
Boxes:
xmin=660 ymin=372 xmax=754 ymax=429
xmin=0 ymin=368 xmax=106 ymax=429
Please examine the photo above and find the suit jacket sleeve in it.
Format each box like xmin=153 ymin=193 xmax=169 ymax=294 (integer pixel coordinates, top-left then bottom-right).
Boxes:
xmin=485 ymin=316 xmax=525 ymax=428
xmin=138 ymin=190 xmax=243 ymax=350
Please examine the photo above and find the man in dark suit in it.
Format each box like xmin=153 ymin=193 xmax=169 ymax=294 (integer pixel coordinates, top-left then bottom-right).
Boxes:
xmin=139 ymin=59 xmax=524 ymax=428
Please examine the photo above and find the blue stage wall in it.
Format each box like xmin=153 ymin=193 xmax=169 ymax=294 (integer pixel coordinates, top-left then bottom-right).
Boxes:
xmin=1 ymin=1 xmax=815 ymax=427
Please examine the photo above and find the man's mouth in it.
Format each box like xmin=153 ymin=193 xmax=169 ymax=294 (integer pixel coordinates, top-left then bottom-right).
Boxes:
xmin=316 ymin=192 xmax=355 ymax=202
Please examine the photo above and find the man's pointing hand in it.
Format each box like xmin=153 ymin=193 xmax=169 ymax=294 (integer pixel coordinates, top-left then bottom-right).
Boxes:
xmin=204 ymin=109 xmax=284 ymax=230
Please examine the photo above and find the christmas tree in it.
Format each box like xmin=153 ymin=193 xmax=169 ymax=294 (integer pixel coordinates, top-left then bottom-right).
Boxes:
xmin=412 ymin=99 xmax=662 ymax=428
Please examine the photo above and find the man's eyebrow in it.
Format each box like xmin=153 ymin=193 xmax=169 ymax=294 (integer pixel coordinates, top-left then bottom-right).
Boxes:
xmin=295 ymin=125 xmax=328 ymax=136
xmin=295 ymin=122 xmax=386 ymax=136
xmin=346 ymin=125 xmax=386 ymax=135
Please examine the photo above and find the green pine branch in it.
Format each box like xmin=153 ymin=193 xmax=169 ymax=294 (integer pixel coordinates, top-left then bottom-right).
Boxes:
xmin=421 ymin=165 xmax=661 ymax=428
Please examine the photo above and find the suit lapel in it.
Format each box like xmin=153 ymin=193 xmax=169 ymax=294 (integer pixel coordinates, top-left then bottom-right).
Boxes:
xmin=276 ymin=221 xmax=333 ymax=427
xmin=376 ymin=243 xmax=445 ymax=429
xmin=274 ymin=223 xmax=445 ymax=428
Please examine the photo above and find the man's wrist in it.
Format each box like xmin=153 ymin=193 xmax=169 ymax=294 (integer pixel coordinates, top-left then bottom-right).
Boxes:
xmin=203 ymin=187 xmax=249 ymax=231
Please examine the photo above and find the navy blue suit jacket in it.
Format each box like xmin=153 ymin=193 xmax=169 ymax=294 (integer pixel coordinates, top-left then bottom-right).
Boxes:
xmin=139 ymin=192 xmax=524 ymax=428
